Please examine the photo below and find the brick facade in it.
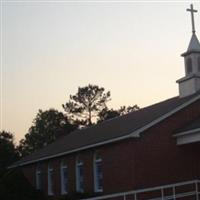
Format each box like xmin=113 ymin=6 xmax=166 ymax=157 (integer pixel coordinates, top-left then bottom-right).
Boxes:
xmin=21 ymin=98 xmax=200 ymax=199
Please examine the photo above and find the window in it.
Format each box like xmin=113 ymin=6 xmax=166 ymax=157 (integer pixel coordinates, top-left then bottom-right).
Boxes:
xmin=76 ymin=157 xmax=84 ymax=192
xmin=36 ymin=164 xmax=43 ymax=190
xmin=186 ymin=57 xmax=192 ymax=74
xmin=60 ymin=160 xmax=68 ymax=194
xmin=48 ymin=163 xmax=54 ymax=195
xmin=94 ymin=153 xmax=103 ymax=192
xmin=198 ymin=56 xmax=200 ymax=72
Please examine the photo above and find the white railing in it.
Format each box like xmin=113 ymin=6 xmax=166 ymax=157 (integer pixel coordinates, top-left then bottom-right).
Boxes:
xmin=83 ymin=180 xmax=200 ymax=200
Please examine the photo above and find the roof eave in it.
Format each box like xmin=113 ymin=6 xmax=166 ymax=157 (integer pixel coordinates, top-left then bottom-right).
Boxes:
xmin=181 ymin=50 xmax=200 ymax=57
xmin=9 ymin=133 xmax=140 ymax=168
xmin=130 ymin=94 xmax=200 ymax=137
xmin=174 ymin=127 xmax=200 ymax=137
xmin=11 ymin=94 xmax=200 ymax=168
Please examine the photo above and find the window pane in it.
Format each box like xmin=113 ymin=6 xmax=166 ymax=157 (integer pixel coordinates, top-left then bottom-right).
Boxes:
xmin=96 ymin=161 xmax=103 ymax=191
xmin=94 ymin=154 xmax=103 ymax=192
xmin=49 ymin=170 xmax=53 ymax=194
xmin=36 ymin=172 xmax=42 ymax=190
xmin=77 ymin=163 xmax=84 ymax=192
xmin=48 ymin=164 xmax=54 ymax=195
xmin=36 ymin=165 xmax=43 ymax=190
xmin=61 ymin=167 xmax=68 ymax=194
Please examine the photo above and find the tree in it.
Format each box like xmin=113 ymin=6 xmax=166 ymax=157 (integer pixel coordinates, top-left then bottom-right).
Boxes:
xmin=98 ymin=105 xmax=140 ymax=123
xmin=98 ymin=108 xmax=120 ymax=123
xmin=0 ymin=131 xmax=18 ymax=177
xmin=118 ymin=105 xmax=140 ymax=115
xmin=63 ymin=84 xmax=111 ymax=127
xmin=18 ymin=109 xmax=76 ymax=156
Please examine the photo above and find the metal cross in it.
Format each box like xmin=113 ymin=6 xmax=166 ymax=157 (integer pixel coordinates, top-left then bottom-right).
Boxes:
xmin=187 ymin=4 xmax=198 ymax=34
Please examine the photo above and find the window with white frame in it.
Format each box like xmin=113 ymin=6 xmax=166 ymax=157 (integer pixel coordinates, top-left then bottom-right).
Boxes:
xmin=76 ymin=157 xmax=84 ymax=192
xmin=60 ymin=160 xmax=68 ymax=194
xmin=36 ymin=164 xmax=42 ymax=190
xmin=48 ymin=163 xmax=54 ymax=195
xmin=94 ymin=153 xmax=103 ymax=192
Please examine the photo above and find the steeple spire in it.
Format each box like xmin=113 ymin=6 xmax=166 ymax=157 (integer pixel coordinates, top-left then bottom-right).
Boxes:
xmin=187 ymin=4 xmax=197 ymax=34
xmin=177 ymin=4 xmax=200 ymax=98
xmin=182 ymin=4 xmax=200 ymax=55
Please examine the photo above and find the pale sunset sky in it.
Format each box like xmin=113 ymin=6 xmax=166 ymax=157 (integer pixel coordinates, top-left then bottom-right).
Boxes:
xmin=1 ymin=0 xmax=199 ymax=142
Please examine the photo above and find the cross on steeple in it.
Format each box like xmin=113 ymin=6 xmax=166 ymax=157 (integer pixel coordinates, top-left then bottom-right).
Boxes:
xmin=177 ymin=5 xmax=200 ymax=98
xmin=187 ymin=4 xmax=198 ymax=34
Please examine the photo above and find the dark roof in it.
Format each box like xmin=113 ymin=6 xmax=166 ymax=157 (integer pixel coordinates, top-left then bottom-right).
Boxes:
xmin=13 ymin=93 xmax=200 ymax=167
xmin=177 ymin=117 xmax=200 ymax=133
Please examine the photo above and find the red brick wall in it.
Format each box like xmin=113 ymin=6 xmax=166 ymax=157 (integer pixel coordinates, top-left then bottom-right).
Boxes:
xmin=21 ymin=139 xmax=136 ymax=199
xmin=21 ymin=98 xmax=200 ymax=199
xmin=133 ymin=98 xmax=200 ymax=189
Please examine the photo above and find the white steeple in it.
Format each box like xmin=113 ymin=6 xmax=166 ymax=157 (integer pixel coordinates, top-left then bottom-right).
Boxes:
xmin=177 ymin=4 xmax=200 ymax=98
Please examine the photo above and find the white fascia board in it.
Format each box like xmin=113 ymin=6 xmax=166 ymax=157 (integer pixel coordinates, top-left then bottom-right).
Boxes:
xmin=175 ymin=131 xmax=200 ymax=145
xmin=174 ymin=128 xmax=200 ymax=137
xmin=11 ymin=94 xmax=200 ymax=168
xmin=130 ymin=94 xmax=200 ymax=138
xmin=10 ymin=133 xmax=139 ymax=168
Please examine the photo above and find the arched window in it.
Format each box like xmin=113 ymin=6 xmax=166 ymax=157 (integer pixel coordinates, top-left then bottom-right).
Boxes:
xmin=186 ymin=57 xmax=193 ymax=74
xmin=198 ymin=56 xmax=200 ymax=72
xmin=48 ymin=163 xmax=54 ymax=195
xmin=94 ymin=152 xmax=103 ymax=192
xmin=76 ymin=157 xmax=84 ymax=192
xmin=36 ymin=164 xmax=43 ymax=190
xmin=60 ymin=160 xmax=68 ymax=194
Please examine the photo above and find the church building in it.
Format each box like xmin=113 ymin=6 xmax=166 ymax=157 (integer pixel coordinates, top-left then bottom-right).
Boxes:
xmin=11 ymin=4 xmax=200 ymax=200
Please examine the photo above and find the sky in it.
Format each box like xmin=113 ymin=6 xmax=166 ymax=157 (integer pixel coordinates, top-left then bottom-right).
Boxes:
xmin=0 ymin=0 xmax=199 ymax=142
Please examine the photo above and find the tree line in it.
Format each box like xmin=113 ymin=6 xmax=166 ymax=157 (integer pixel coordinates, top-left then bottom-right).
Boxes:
xmin=1 ymin=84 xmax=139 ymax=175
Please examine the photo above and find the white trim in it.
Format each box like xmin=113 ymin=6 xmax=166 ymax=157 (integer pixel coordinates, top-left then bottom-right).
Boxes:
xmin=174 ymin=128 xmax=200 ymax=145
xmin=11 ymin=134 xmax=134 ymax=168
xmin=60 ymin=160 xmax=68 ymax=195
xmin=82 ymin=180 xmax=200 ymax=200
xmin=10 ymin=94 xmax=200 ymax=168
xmin=130 ymin=94 xmax=200 ymax=137
xmin=174 ymin=127 xmax=200 ymax=137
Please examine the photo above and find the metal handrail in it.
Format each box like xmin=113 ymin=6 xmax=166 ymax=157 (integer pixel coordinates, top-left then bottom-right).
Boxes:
xmin=82 ymin=179 xmax=200 ymax=200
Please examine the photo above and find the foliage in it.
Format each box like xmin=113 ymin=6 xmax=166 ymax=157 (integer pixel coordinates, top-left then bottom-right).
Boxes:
xmin=98 ymin=108 xmax=120 ymax=122
xmin=18 ymin=109 xmax=76 ymax=156
xmin=0 ymin=168 xmax=46 ymax=200
xmin=17 ymin=85 xmax=139 ymax=157
xmin=63 ymin=84 xmax=111 ymax=127
xmin=0 ymin=131 xmax=19 ymax=177
xmin=98 ymin=105 xmax=140 ymax=123
xmin=118 ymin=105 xmax=140 ymax=115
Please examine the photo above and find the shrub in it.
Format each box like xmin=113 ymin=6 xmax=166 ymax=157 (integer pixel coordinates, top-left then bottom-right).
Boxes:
xmin=0 ymin=168 xmax=46 ymax=200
